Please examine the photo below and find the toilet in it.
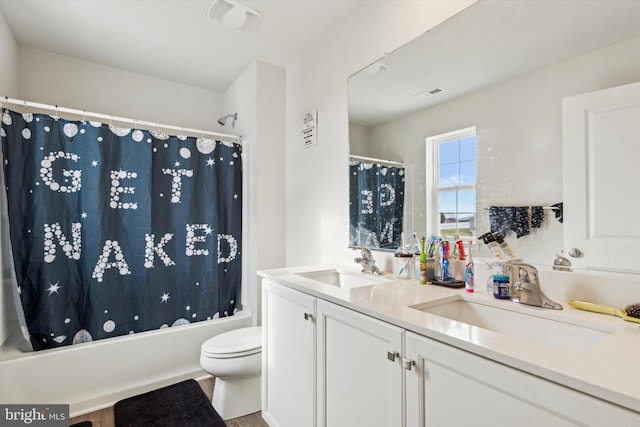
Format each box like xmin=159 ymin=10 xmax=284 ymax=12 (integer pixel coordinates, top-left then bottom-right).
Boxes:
xmin=200 ymin=326 xmax=262 ymax=420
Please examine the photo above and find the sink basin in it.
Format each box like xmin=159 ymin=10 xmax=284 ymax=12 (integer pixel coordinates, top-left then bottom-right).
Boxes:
xmin=294 ymin=269 xmax=388 ymax=289
xmin=410 ymin=297 xmax=613 ymax=352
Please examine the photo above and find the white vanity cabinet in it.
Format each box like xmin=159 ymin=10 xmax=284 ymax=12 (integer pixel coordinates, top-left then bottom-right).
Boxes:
xmin=262 ymin=279 xmax=404 ymax=427
xmin=405 ymin=331 xmax=640 ymax=427
xmin=262 ymin=280 xmax=316 ymax=427
xmin=316 ymin=299 xmax=404 ymax=427
xmin=262 ymin=278 xmax=640 ymax=427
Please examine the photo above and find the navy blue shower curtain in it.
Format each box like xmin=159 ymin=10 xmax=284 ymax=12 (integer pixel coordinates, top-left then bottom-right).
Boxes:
xmin=349 ymin=161 xmax=404 ymax=250
xmin=1 ymin=109 xmax=242 ymax=351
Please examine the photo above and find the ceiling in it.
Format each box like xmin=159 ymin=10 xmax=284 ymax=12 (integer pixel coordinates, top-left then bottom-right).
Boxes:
xmin=349 ymin=0 xmax=640 ymax=126
xmin=0 ymin=0 xmax=364 ymax=92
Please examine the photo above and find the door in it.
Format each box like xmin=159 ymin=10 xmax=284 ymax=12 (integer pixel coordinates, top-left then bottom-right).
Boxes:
xmin=316 ymin=300 xmax=404 ymax=427
xmin=262 ymin=281 xmax=316 ymax=427
xmin=563 ymin=81 xmax=640 ymax=273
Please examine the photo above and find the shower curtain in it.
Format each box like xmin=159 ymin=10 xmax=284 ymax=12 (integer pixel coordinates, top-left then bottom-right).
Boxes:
xmin=1 ymin=109 xmax=242 ymax=351
xmin=349 ymin=161 xmax=404 ymax=250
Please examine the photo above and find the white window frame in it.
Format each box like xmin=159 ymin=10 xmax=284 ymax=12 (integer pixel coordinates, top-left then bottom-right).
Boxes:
xmin=425 ymin=126 xmax=476 ymax=238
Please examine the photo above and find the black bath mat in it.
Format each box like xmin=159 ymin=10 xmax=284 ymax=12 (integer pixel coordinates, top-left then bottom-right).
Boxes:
xmin=114 ymin=379 xmax=226 ymax=427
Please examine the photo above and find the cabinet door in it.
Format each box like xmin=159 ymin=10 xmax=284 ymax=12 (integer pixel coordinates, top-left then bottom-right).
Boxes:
xmin=262 ymin=281 xmax=316 ymax=427
xmin=316 ymin=300 xmax=404 ymax=427
xmin=563 ymin=81 xmax=640 ymax=273
xmin=405 ymin=331 xmax=640 ymax=427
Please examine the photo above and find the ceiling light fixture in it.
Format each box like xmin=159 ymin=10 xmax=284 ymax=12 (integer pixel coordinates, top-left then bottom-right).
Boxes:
xmin=207 ymin=0 xmax=262 ymax=32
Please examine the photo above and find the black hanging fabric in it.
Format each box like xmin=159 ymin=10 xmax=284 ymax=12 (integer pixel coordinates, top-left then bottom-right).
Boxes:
xmin=489 ymin=206 xmax=544 ymax=238
xmin=1 ymin=108 xmax=242 ymax=350
xmin=349 ymin=161 xmax=404 ymax=250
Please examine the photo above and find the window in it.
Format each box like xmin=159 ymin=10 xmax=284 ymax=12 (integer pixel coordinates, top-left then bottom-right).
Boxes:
xmin=426 ymin=127 xmax=476 ymax=238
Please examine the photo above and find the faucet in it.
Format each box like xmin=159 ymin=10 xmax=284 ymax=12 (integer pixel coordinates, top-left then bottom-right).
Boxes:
xmin=552 ymin=254 xmax=572 ymax=271
xmin=505 ymin=262 xmax=562 ymax=310
xmin=354 ymin=248 xmax=384 ymax=275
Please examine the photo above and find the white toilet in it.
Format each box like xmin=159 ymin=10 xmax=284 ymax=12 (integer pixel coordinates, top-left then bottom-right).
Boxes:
xmin=200 ymin=326 xmax=262 ymax=420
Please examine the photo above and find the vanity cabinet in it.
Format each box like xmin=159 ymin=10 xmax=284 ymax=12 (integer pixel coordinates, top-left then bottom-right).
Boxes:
xmin=405 ymin=331 xmax=640 ymax=427
xmin=316 ymin=300 xmax=404 ymax=427
xmin=262 ymin=280 xmax=404 ymax=427
xmin=262 ymin=279 xmax=640 ymax=427
xmin=262 ymin=280 xmax=316 ymax=427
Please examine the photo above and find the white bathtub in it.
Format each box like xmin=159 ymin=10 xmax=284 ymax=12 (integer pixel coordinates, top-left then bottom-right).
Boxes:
xmin=0 ymin=309 xmax=253 ymax=417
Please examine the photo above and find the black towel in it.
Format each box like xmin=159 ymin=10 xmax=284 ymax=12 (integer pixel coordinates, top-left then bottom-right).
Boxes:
xmin=489 ymin=206 xmax=544 ymax=238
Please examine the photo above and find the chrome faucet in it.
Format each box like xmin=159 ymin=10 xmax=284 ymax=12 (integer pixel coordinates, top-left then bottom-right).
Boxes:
xmin=354 ymin=248 xmax=384 ymax=275
xmin=552 ymin=254 xmax=572 ymax=271
xmin=505 ymin=262 xmax=562 ymax=310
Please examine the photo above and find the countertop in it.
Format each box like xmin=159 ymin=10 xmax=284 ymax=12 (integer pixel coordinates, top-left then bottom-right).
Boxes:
xmin=258 ymin=264 xmax=640 ymax=414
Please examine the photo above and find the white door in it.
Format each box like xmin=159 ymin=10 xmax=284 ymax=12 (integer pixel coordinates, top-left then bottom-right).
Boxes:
xmin=316 ymin=300 xmax=404 ymax=427
xmin=563 ymin=81 xmax=640 ymax=273
xmin=262 ymin=281 xmax=316 ymax=427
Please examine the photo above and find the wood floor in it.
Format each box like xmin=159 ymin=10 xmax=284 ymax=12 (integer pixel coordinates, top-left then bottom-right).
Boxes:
xmin=69 ymin=378 xmax=269 ymax=427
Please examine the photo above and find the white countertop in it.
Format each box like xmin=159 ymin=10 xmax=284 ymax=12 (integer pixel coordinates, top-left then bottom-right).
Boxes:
xmin=258 ymin=264 xmax=640 ymax=414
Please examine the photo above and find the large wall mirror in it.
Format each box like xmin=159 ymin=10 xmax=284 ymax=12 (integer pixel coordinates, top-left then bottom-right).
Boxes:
xmin=348 ymin=0 xmax=640 ymax=272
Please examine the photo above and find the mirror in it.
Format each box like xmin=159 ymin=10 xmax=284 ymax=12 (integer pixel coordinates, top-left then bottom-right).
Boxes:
xmin=348 ymin=0 xmax=640 ymax=268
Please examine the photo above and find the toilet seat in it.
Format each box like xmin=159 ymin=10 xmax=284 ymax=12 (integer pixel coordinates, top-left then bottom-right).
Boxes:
xmin=201 ymin=326 xmax=262 ymax=359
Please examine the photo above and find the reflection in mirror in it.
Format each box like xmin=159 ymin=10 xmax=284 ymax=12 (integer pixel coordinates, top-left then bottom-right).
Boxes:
xmin=349 ymin=155 xmax=405 ymax=251
xmin=348 ymin=0 xmax=640 ymax=269
xmin=425 ymin=127 xmax=476 ymax=240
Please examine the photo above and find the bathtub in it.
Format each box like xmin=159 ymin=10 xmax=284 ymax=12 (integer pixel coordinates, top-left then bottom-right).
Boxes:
xmin=0 ymin=309 xmax=253 ymax=417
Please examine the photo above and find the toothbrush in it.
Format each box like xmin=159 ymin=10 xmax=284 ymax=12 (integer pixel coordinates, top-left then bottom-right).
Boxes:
xmin=428 ymin=236 xmax=438 ymax=257
xmin=413 ymin=232 xmax=421 ymax=254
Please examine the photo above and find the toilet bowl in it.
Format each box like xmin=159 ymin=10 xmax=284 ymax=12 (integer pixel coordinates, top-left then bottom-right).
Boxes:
xmin=200 ymin=326 xmax=262 ymax=420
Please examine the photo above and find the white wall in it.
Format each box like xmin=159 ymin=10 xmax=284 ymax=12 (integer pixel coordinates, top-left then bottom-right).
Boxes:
xmin=18 ymin=47 xmax=225 ymax=130
xmin=285 ymin=0 xmax=476 ymax=269
xmin=366 ymin=34 xmax=640 ymax=265
xmin=0 ymin=11 xmax=18 ymax=347
xmin=0 ymin=12 xmax=17 ymax=96
xmin=348 ymin=122 xmax=370 ymax=156
xmin=224 ymin=60 xmax=285 ymax=322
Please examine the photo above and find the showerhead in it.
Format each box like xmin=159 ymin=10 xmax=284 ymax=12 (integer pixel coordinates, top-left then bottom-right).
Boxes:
xmin=218 ymin=113 xmax=238 ymax=126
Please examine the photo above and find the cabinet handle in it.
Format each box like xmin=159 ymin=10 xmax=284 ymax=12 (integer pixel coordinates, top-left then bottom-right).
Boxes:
xmin=304 ymin=313 xmax=313 ymax=321
xmin=402 ymin=358 xmax=415 ymax=371
xmin=387 ymin=351 xmax=399 ymax=362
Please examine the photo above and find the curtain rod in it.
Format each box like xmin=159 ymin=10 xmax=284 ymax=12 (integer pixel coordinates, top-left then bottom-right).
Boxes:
xmin=349 ymin=154 xmax=404 ymax=166
xmin=1 ymin=96 xmax=244 ymax=144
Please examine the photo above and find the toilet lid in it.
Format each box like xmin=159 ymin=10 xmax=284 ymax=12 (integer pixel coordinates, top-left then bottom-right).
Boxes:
xmin=201 ymin=326 xmax=262 ymax=357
